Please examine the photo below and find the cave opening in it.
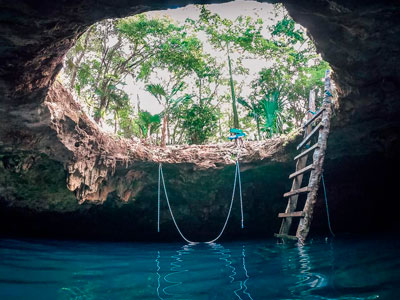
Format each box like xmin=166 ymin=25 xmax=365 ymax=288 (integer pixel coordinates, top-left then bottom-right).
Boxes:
xmin=0 ymin=0 xmax=399 ymax=243
xmin=1 ymin=1 xmax=400 ymax=298
xmin=59 ymin=1 xmax=329 ymax=148
xmin=45 ymin=1 xmax=335 ymax=243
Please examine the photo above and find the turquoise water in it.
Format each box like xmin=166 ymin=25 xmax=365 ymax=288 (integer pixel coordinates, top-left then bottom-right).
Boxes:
xmin=0 ymin=237 xmax=399 ymax=299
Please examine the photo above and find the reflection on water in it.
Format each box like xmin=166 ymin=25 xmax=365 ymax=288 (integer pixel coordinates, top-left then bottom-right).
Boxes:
xmin=241 ymin=246 xmax=254 ymax=300
xmin=285 ymin=242 xmax=328 ymax=298
xmin=156 ymin=251 xmax=163 ymax=300
xmin=0 ymin=237 xmax=399 ymax=299
xmin=156 ymin=243 xmax=254 ymax=300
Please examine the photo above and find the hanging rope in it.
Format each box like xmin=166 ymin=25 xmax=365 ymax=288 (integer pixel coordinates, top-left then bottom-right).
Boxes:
xmin=159 ymin=163 xmax=195 ymax=244
xmin=157 ymin=164 xmax=161 ymax=233
xmin=235 ymin=144 xmax=244 ymax=229
xmin=237 ymin=160 xmax=244 ymax=229
xmin=206 ymin=161 xmax=239 ymax=243
xmin=157 ymin=157 xmax=244 ymax=244
xmin=321 ymin=173 xmax=335 ymax=237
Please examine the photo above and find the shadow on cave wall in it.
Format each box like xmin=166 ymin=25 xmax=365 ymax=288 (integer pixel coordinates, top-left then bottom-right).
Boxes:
xmin=0 ymin=150 xmax=399 ymax=242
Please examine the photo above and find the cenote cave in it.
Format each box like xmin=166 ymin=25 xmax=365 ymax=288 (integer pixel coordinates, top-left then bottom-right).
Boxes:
xmin=0 ymin=0 xmax=400 ymax=299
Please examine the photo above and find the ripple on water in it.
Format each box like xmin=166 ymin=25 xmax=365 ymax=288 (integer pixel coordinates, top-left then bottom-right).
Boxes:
xmin=0 ymin=237 xmax=399 ymax=299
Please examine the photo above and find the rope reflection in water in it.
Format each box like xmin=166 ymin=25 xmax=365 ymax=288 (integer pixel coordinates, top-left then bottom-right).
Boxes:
xmin=155 ymin=244 xmax=194 ymax=299
xmin=241 ymin=246 xmax=254 ymax=300
xmin=156 ymin=251 xmax=165 ymax=300
xmin=163 ymin=245 xmax=192 ymax=297
xmin=209 ymin=243 xmax=237 ymax=284
xmin=155 ymin=243 xmax=254 ymax=300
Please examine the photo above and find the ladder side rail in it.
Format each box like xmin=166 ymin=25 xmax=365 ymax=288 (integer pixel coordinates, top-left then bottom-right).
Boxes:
xmin=296 ymin=72 xmax=333 ymax=243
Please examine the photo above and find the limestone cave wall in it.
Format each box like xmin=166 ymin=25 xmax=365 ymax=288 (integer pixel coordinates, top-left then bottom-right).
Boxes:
xmin=0 ymin=0 xmax=399 ymax=241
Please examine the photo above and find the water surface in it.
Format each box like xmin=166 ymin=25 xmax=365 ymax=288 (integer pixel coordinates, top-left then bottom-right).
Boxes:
xmin=0 ymin=237 xmax=399 ymax=299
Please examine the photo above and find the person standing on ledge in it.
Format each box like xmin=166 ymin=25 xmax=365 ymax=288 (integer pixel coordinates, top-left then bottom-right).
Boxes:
xmin=228 ymin=128 xmax=246 ymax=147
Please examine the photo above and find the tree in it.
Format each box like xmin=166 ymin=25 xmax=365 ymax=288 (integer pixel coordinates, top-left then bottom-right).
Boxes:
xmin=245 ymin=4 xmax=329 ymax=137
xmin=104 ymin=88 xmax=130 ymax=134
xmin=63 ymin=5 xmax=329 ymax=143
xmin=237 ymin=96 xmax=262 ymax=140
xmin=64 ymin=25 xmax=94 ymax=89
xmin=182 ymin=102 xmax=218 ymax=144
xmin=177 ymin=53 xmax=222 ymax=144
xmin=191 ymin=6 xmax=267 ymax=129
xmin=190 ymin=54 xmax=221 ymax=107
xmin=72 ymin=19 xmax=133 ymax=124
xmin=143 ymin=23 xmax=210 ymax=146
xmin=146 ymin=82 xmax=191 ymax=147
xmin=64 ymin=15 xmax=185 ymax=125
xmin=260 ymin=90 xmax=283 ymax=137
xmin=135 ymin=111 xmax=161 ymax=142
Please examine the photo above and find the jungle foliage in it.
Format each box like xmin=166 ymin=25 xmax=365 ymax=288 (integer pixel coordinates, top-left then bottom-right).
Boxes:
xmin=62 ymin=4 xmax=328 ymax=145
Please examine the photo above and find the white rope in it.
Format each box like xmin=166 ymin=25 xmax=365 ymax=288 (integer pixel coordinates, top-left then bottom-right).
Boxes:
xmin=159 ymin=163 xmax=196 ymax=244
xmin=321 ymin=173 xmax=335 ymax=237
xmin=157 ymin=159 xmax=243 ymax=244
xmin=235 ymin=145 xmax=244 ymax=229
xmin=157 ymin=163 xmax=161 ymax=233
xmin=206 ymin=161 xmax=238 ymax=243
xmin=237 ymin=160 xmax=244 ymax=229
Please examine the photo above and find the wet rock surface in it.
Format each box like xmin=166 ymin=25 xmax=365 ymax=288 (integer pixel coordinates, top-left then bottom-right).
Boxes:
xmin=0 ymin=0 xmax=399 ymax=240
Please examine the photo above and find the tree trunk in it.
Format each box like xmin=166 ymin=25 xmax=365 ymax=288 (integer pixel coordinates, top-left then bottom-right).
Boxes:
xmin=218 ymin=117 xmax=222 ymax=141
xmin=177 ymin=128 xmax=185 ymax=145
xmin=94 ymin=95 xmax=107 ymax=124
xmin=114 ymin=111 xmax=118 ymax=134
xmin=136 ymin=94 xmax=141 ymax=115
xmin=199 ymin=78 xmax=203 ymax=107
xmin=167 ymin=118 xmax=171 ymax=145
xmin=256 ymin=116 xmax=261 ymax=140
xmin=227 ymin=43 xmax=239 ymax=129
xmin=146 ymin=123 xmax=151 ymax=141
xmin=161 ymin=114 xmax=168 ymax=147
xmin=172 ymin=120 xmax=181 ymax=145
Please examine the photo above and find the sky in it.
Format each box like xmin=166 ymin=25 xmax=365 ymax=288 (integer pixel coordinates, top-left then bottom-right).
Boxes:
xmin=125 ymin=0 xmax=280 ymax=115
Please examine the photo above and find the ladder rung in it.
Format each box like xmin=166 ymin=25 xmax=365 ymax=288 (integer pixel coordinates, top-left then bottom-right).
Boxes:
xmin=294 ymin=143 xmax=319 ymax=161
xmin=278 ymin=211 xmax=305 ymax=218
xmin=303 ymin=108 xmax=325 ymax=128
xmin=274 ymin=233 xmax=298 ymax=241
xmin=297 ymin=122 xmax=323 ymax=150
xmin=283 ymin=187 xmax=311 ymax=197
xmin=289 ymin=164 xmax=314 ymax=179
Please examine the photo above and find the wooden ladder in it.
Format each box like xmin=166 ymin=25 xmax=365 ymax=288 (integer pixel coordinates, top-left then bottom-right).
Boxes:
xmin=275 ymin=70 xmax=333 ymax=244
